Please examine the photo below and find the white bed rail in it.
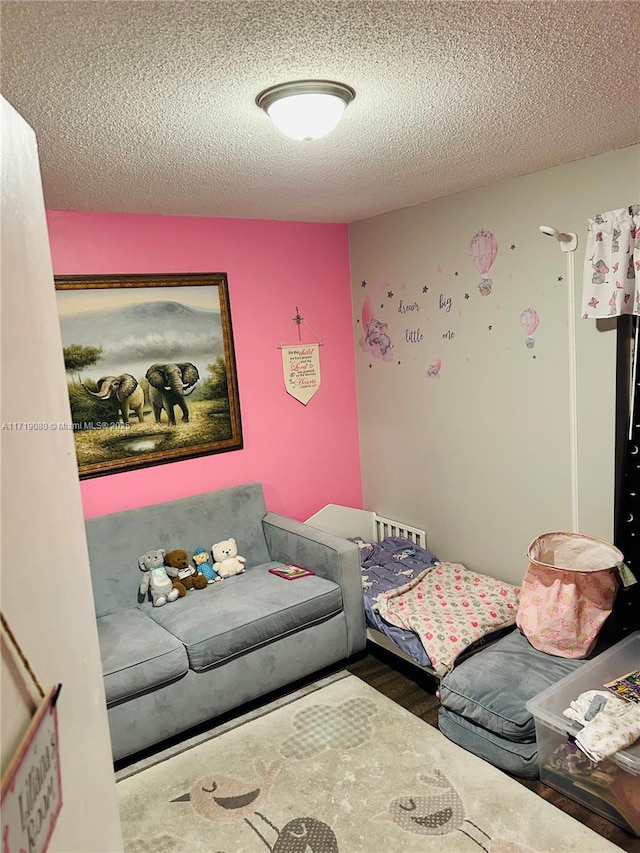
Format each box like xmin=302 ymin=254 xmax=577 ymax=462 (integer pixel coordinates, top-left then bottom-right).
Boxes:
xmin=374 ymin=515 xmax=426 ymax=548
xmin=306 ymin=504 xmax=426 ymax=549
xmin=305 ymin=503 xmax=435 ymax=676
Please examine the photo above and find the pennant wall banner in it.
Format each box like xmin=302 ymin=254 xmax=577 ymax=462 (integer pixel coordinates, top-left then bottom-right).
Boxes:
xmin=281 ymin=344 xmax=321 ymax=405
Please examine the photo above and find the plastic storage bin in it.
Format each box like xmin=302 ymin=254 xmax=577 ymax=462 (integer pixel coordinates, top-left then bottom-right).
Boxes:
xmin=527 ymin=632 xmax=640 ymax=836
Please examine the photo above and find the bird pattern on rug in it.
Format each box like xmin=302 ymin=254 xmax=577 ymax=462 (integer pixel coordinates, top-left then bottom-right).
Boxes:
xmin=171 ymin=759 xmax=280 ymax=822
xmin=378 ymin=770 xmax=539 ymax=853
xmin=244 ymin=811 xmax=338 ymax=853
xmin=162 ymin=695 xmax=543 ymax=853
xmin=170 ymin=758 xmax=338 ymax=851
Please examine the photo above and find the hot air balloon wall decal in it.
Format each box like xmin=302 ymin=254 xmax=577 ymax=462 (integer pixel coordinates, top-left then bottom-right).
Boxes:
xmin=520 ymin=307 xmax=540 ymax=348
xmin=469 ymin=229 xmax=498 ymax=296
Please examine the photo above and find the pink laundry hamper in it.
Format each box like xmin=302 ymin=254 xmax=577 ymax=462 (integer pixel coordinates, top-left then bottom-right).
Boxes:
xmin=516 ymin=531 xmax=624 ymax=659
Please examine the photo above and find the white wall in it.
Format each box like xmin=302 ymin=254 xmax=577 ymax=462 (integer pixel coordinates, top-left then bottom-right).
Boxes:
xmin=349 ymin=145 xmax=639 ymax=586
xmin=0 ymin=97 xmax=123 ymax=851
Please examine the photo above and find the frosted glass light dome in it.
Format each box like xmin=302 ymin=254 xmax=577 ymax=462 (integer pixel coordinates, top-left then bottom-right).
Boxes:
xmin=256 ymin=80 xmax=355 ymax=142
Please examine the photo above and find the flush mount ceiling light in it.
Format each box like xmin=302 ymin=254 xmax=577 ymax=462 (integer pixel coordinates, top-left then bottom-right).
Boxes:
xmin=256 ymin=79 xmax=355 ymax=141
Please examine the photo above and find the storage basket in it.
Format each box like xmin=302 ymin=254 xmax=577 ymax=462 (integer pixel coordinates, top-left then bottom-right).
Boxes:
xmin=516 ymin=531 xmax=623 ymax=658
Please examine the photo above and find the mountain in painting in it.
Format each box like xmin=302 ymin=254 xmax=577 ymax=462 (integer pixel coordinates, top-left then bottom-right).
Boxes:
xmin=59 ymin=301 xmax=223 ymax=382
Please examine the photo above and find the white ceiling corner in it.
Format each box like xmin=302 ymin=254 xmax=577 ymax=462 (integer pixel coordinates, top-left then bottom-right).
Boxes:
xmin=1 ymin=0 xmax=639 ymax=223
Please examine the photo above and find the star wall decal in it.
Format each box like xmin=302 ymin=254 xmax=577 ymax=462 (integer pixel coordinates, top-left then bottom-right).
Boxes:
xmin=510 ymin=244 xmax=516 ymax=250
xmin=558 ymin=276 xmax=564 ymax=281
xmin=488 ymin=325 xmax=493 ymax=331
xmin=422 ymin=285 xmax=429 ymax=293
xmin=464 ymin=293 xmax=470 ymax=300
xmin=361 ymin=280 xmax=367 ymax=287
xmin=387 ymin=290 xmax=394 ymax=298
xmin=454 ymin=271 xmax=459 ymax=276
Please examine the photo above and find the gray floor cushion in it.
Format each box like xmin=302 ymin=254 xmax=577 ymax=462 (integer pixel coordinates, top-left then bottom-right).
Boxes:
xmin=438 ymin=706 xmax=540 ymax=779
xmin=439 ymin=629 xmax=587 ymax=742
xmin=145 ymin=565 xmax=343 ymax=671
xmin=97 ymin=609 xmax=189 ymax=705
xmin=437 ymin=629 xmax=593 ymax=778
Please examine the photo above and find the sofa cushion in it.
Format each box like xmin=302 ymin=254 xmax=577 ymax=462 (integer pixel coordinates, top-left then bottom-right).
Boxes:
xmin=86 ymin=482 xmax=273 ymax=617
xmin=97 ymin=609 xmax=189 ymax=705
xmin=438 ymin=706 xmax=540 ymax=780
xmin=145 ymin=565 xmax=343 ymax=671
xmin=438 ymin=629 xmax=586 ymax=741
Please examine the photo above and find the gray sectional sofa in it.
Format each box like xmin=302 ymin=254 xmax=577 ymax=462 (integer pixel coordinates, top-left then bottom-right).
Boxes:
xmin=85 ymin=482 xmax=366 ymax=762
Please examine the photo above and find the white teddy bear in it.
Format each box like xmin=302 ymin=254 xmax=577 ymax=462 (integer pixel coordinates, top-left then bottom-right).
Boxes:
xmin=211 ymin=538 xmax=246 ymax=578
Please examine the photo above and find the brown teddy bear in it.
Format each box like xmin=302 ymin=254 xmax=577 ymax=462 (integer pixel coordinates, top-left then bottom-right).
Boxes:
xmin=164 ymin=548 xmax=208 ymax=597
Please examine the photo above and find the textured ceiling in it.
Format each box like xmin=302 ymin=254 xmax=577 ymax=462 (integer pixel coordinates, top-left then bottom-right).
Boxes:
xmin=1 ymin=0 xmax=639 ymax=223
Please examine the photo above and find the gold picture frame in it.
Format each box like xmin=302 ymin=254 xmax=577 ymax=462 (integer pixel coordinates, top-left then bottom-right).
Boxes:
xmin=54 ymin=272 xmax=243 ymax=478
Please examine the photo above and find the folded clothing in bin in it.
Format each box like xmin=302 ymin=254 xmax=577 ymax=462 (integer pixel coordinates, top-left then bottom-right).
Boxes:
xmin=573 ymin=694 xmax=640 ymax=763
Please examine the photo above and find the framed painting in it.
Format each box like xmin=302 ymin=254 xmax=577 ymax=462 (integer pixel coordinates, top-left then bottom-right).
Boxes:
xmin=54 ymin=272 xmax=243 ymax=478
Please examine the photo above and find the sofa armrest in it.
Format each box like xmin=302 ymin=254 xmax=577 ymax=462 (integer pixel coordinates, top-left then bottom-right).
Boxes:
xmin=262 ymin=512 xmax=366 ymax=657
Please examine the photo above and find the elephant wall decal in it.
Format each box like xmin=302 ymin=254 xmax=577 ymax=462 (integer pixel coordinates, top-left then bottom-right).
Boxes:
xmin=146 ymin=362 xmax=200 ymax=425
xmin=83 ymin=374 xmax=148 ymax=424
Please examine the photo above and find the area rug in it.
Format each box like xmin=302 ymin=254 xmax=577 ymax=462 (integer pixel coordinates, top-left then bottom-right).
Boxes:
xmin=117 ymin=675 xmax=621 ymax=853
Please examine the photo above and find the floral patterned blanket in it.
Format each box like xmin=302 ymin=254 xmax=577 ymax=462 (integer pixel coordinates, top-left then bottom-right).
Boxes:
xmin=374 ymin=562 xmax=521 ymax=676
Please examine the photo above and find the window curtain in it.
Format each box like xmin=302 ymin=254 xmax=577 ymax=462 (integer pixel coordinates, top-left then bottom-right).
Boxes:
xmin=581 ymin=206 xmax=639 ymax=318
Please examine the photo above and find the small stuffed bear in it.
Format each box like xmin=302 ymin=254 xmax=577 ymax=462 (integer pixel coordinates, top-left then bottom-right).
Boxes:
xmin=138 ymin=548 xmax=179 ymax=607
xmin=192 ymin=547 xmax=221 ymax=584
xmin=211 ymin=538 xmax=246 ymax=578
xmin=164 ymin=548 xmax=208 ymax=597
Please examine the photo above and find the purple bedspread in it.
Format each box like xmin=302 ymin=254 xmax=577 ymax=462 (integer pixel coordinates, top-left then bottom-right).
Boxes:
xmin=355 ymin=536 xmax=438 ymax=667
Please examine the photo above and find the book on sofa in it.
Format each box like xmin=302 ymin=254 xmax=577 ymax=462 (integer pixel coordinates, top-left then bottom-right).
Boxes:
xmin=269 ymin=565 xmax=315 ymax=580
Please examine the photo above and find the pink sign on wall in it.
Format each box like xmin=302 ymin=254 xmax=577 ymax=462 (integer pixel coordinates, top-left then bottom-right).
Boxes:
xmin=1 ymin=686 xmax=63 ymax=853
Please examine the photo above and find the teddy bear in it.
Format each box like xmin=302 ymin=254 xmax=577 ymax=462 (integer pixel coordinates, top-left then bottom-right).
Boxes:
xmin=211 ymin=538 xmax=246 ymax=578
xmin=138 ymin=548 xmax=180 ymax=607
xmin=192 ymin=547 xmax=221 ymax=583
xmin=164 ymin=548 xmax=209 ymax=597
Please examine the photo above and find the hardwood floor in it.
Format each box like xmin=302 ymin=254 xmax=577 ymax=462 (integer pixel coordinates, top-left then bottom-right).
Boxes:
xmin=346 ymin=645 xmax=640 ymax=853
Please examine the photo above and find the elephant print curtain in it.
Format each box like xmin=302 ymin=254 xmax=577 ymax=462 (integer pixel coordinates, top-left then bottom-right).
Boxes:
xmin=581 ymin=206 xmax=640 ymax=318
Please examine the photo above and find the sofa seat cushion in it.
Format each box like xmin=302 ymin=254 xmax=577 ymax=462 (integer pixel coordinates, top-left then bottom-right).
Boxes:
xmin=144 ymin=565 xmax=343 ymax=672
xmin=97 ymin=609 xmax=189 ymax=706
xmin=438 ymin=629 xmax=586 ymax=742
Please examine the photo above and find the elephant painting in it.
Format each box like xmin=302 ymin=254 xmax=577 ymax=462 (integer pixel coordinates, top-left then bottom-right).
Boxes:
xmin=83 ymin=374 xmax=148 ymax=424
xmin=146 ymin=362 xmax=200 ymax=425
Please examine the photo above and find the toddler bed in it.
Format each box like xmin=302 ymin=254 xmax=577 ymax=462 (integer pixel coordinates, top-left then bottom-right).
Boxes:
xmin=305 ymin=504 xmax=520 ymax=678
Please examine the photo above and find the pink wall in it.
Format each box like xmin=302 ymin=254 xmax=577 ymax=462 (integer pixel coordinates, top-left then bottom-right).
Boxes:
xmin=46 ymin=210 xmax=363 ymax=520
